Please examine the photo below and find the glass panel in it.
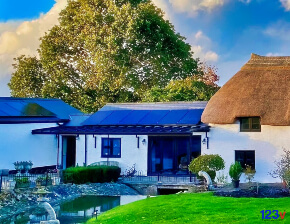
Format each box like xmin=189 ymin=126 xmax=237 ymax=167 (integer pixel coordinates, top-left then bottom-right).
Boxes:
xmin=102 ymin=147 xmax=110 ymax=156
xmin=150 ymin=139 xmax=162 ymax=173
xmin=176 ymin=137 xmax=189 ymax=173
xmin=251 ymin=117 xmax=260 ymax=130
xmin=245 ymin=151 xmax=255 ymax=169
xmin=162 ymin=139 xmax=174 ymax=173
xmin=62 ymin=137 xmax=67 ymax=169
xmin=235 ymin=151 xmax=245 ymax=168
xmin=191 ymin=136 xmax=201 ymax=160
xmin=102 ymin=139 xmax=110 ymax=156
xmin=148 ymin=136 xmax=202 ymax=175
xmin=112 ymin=139 xmax=121 ymax=156
xmin=103 ymin=139 xmax=109 ymax=147
xmin=235 ymin=151 xmax=255 ymax=169
xmin=241 ymin=118 xmax=250 ymax=130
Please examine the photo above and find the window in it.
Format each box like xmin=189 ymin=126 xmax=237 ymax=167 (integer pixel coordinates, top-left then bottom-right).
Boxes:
xmin=235 ymin=150 xmax=255 ymax=169
xmin=240 ymin=117 xmax=261 ymax=132
xmin=102 ymin=138 xmax=121 ymax=158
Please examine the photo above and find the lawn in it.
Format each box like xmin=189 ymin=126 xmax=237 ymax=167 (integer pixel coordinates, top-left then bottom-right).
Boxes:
xmin=87 ymin=192 xmax=290 ymax=224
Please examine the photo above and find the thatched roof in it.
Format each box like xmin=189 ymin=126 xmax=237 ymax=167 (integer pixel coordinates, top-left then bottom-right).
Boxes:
xmin=201 ymin=53 xmax=290 ymax=126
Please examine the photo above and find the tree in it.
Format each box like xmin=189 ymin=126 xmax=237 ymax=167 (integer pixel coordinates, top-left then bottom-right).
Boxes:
xmin=9 ymin=55 xmax=44 ymax=98
xmin=9 ymin=0 xmax=200 ymax=113
xmin=198 ymin=62 xmax=219 ymax=87
xmin=142 ymin=76 xmax=220 ymax=102
xmin=188 ymin=154 xmax=225 ymax=181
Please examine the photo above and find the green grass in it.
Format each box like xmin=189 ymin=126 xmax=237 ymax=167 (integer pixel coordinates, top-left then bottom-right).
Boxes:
xmin=87 ymin=192 xmax=290 ymax=224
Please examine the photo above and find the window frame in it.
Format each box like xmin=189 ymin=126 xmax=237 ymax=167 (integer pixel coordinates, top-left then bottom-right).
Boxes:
xmin=235 ymin=150 xmax=255 ymax=169
xmin=101 ymin=138 xmax=121 ymax=158
xmin=240 ymin=117 xmax=261 ymax=132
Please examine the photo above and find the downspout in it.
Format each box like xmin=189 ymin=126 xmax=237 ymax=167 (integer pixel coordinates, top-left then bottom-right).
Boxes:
xmin=85 ymin=134 xmax=87 ymax=166
xmin=206 ymin=131 xmax=209 ymax=149
xmin=107 ymin=134 xmax=110 ymax=166
xmin=56 ymin=134 xmax=60 ymax=169
xmin=136 ymin=135 xmax=140 ymax=148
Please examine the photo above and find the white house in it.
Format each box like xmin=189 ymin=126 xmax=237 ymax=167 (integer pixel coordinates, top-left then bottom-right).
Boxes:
xmin=15 ymin=54 xmax=290 ymax=183
xmin=0 ymin=98 xmax=82 ymax=171
xmin=201 ymin=54 xmax=290 ymax=183
xmin=33 ymin=102 xmax=209 ymax=175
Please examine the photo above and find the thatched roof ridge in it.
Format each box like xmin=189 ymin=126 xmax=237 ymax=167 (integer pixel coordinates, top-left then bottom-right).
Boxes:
xmin=201 ymin=54 xmax=290 ymax=126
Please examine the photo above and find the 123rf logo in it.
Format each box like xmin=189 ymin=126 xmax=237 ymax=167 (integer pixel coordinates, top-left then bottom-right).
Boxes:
xmin=260 ymin=210 xmax=286 ymax=220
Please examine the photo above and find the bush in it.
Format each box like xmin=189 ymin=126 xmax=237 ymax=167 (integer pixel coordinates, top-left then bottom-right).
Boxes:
xmin=36 ymin=176 xmax=53 ymax=186
xmin=244 ymin=165 xmax=256 ymax=183
xmin=15 ymin=177 xmax=30 ymax=188
xmin=269 ymin=149 xmax=290 ymax=185
xmin=283 ymin=170 xmax=290 ymax=188
xmin=229 ymin=162 xmax=243 ymax=181
xmin=63 ymin=166 xmax=121 ymax=184
xmin=188 ymin=154 xmax=225 ymax=180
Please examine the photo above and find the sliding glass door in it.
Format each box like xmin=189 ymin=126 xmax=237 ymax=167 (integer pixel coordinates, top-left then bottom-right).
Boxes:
xmin=148 ymin=136 xmax=201 ymax=175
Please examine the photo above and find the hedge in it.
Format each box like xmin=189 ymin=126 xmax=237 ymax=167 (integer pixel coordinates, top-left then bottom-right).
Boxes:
xmin=63 ymin=166 xmax=121 ymax=184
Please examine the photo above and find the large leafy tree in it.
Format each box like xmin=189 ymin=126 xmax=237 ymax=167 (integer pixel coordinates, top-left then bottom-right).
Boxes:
xmin=9 ymin=0 xmax=213 ymax=112
xmin=142 ymin=63 xmax=219 ymax=102
xmin=142 ymin=77 xmax=219 ymax=102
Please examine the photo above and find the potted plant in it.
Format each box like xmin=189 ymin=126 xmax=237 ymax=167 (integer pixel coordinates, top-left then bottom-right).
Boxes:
xmin=15 ymin=177 xmax=30 ymax=188
xmin=23 ymin=161 xmax=33 ymax=174
xmin=244 ymin=165 xmax=256 ymax=183
xmin=229 ymin=162 xmax=243 ymax=188
xmin=36 ymin=176 xmax=52 ymax=186
xmin=13 ymin=161 xmax=23 ymax=175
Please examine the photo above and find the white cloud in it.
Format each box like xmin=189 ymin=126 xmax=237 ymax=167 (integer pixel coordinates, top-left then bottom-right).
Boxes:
xmin=152 ymin=0 xmax=173 ymax=20
xmin=0 ymin=0 xmax=68 ymax=86
xmin=264 ymin=21 xmax=290 ymax=41
xmin=239 ymin=0 xmax=251 ymax=4
xmin=266 ymin=52 xmax=282 ymax=56
xmin=189 ymin=31 xmax=219 ymax=62
xmin=0 ymin=21 xmax=22 ymax=35
xmin=280 ymin=0 xmax=290 ymax=11
xmin=168 ymin=0 xmax=227 ymax=16
xmin=153 ymin=0 xmax=251 ymax=17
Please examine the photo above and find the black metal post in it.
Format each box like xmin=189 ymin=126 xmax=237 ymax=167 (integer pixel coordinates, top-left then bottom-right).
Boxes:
xmin=57 ymin=134 xmax=60 ymax=168
xmin=0 ymin=174 xmax=2 ymax=193
xmin=46 ymin=172 xmax=48 ymax=186
xmin=85 ymin=134 xmax=88 ymax=166
xmin=190 ymin=172 xmax=192 ymax=182
xmin=107 ymin=134 xmax=110 ymax=166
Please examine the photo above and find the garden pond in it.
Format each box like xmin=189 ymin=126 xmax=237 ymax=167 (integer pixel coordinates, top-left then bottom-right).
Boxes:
xmin=1 ymin=195 xmax=146 ymax=224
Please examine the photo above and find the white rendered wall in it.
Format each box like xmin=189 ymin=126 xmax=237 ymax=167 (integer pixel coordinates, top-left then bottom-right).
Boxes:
xmin=204 ymin=122 xmax=290 ymax=183
xmin=0 ymin=123 xmax=58 ymax=170
xmin=75 ymin=135 xmax=148 ymax=175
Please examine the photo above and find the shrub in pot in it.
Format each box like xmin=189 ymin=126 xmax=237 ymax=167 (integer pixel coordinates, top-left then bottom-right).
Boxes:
xmin=229 ymin=162 xmax=243 ymax=188
xmin=15 ymin=177 xmax=30 ymax=188
xmin=244 ymin=165 xmax=256 ymax=183
xmin=36 ymin=176 xmax=52 ymax=186
xmin=188 ymin=154 xmax=225 ymax=181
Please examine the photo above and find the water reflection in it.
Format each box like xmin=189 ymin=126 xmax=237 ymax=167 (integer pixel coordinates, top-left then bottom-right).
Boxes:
xmin=1 ymin=195 xmax=146 ymax=224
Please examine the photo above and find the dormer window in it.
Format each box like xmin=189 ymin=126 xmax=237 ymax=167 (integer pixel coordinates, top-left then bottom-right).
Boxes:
xmin=240 ymin=117 xmax=261 ymax=132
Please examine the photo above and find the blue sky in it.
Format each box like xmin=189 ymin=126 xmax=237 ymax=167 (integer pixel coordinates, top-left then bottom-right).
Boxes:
xmin=0 ymin=0 xmax=290 ymax=96
xmin=0 ymin=0 xmax=55 ymax=22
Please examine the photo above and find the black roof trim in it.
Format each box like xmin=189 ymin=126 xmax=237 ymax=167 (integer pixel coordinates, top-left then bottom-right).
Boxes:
xmin=32 ymin=125 xmax=210 ymax=135
xmin=0 ymin=118 xmax=69 ymax=124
